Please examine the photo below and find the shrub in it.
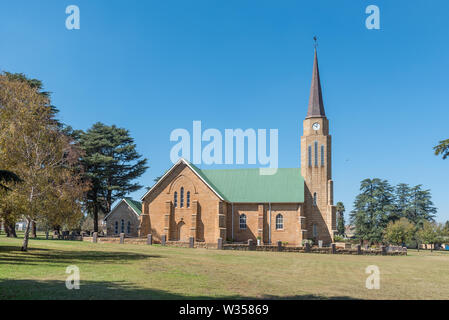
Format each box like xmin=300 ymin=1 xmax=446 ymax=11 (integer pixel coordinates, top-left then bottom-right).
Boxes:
xmin=302 ymin=239 xmax=313 ymax=246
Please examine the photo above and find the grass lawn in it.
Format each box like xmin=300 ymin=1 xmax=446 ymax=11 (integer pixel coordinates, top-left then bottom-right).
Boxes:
xmin=1 ymin=234 xmax=449 ymax=300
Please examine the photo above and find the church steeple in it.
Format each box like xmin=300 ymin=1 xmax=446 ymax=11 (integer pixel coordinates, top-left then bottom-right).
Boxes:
xmin=300 ymin=42 xmax=336 ymax=245
xmin=306 ymin=48 xmax=326 ymax=119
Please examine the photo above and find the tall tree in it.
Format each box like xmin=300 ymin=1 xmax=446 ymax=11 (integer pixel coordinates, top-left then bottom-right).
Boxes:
xmin=2 ymin=72 xmax=61 ymax=121
xmin=407 ymin=185 xmax=436 ymax=227
xmin=393 ymin=183 xmax=412 ymax=222
xmin=434 ymin=139 xmax=449 ymax=160
xmin=336 ymin=202 xmax=345 ymax=236
xmin=79 ymin=123 xmax=148 ymax=232
xmin=0 ymin=74 xmax=86 ymax=251
xmin=350 ymin=178 xmax=395 ymax=244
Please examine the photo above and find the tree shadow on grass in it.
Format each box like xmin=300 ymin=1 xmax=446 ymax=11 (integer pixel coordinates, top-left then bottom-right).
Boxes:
xmin=0 ymin=244 xmax=160 ymax=266
xmin=0 ymin=279 xmax=358 ymax=300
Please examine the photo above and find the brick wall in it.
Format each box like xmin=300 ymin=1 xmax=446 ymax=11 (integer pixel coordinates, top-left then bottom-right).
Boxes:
xmin=105 ymin=201 xmax=140 ymax=237
xmin=141 ymin=162 xmax=222 ymax=243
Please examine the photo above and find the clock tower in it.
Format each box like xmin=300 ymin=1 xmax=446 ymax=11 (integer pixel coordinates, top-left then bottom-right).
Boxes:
xmin=300 ymin=48 xmax=336 ymax=244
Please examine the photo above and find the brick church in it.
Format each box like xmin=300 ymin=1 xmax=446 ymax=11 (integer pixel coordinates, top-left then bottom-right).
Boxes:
xmin=139 ymin=49 xmax=336 ymax=246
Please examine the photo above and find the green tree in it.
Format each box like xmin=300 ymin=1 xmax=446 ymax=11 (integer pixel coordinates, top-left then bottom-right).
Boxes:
xmin=392 ymin=183 xmax=435 ymax=227
xmin=350 ymin=178 xmax=395 ymax=244
xmin=0 ymin=74 xmax=86 ymax=251
xmin=79 ymin=123 xmax=148 ymax=232
xmin=434 ymin=139 xmax=449 ymax=160
xmin=407 ymin=185 xmax=436 ymax=227
xmin=383 ymin=218 xmax=415 ymax=246
xmin=393 ymin=183 xmax=412 ymax=221
xmin=416 ymin=221 xmax=440 ymax=252
xmin=2 ymin=72 xmax=61 ymax=125
xmin=336 ymin=202 xmax=345 ymax=236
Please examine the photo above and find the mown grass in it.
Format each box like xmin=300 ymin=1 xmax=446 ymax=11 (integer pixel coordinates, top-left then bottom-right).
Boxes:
xmin=1 ymin=234 xmax=449 ymax=300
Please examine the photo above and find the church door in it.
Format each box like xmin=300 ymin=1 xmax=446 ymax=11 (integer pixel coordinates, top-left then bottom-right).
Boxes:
xmin=177 ymin=221 xmax=188 ymax=242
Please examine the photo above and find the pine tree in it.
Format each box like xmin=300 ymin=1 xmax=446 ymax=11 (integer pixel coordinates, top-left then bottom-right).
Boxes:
xmin=393 ymin=183 xmax=412 ymax=221
xmin=434 ymin=139 xmax=449 ymax=160
xmin=79 ymin=123 xmax=148 ymax=232
xmin=408 ymin=185 xmax=436 ymax=227
xmin=350 ymin=178 xmax=395 ymax=244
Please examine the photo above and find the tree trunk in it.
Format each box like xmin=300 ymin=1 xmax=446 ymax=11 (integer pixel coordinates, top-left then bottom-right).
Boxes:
xmin=106 ymin=188 xmax=112 ymax=214
xmin=21 ymin=218 xmax=32 ymax=252
xmin=93 ymin=204 xmax=99 ymax=233
xmin=5 ymin=221 xmax=17 ymax=237
xmin=31 ymin=221 xmax=37 ymax=238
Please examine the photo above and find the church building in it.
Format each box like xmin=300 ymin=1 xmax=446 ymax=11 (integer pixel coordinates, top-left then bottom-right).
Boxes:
xmin=139 ymin=49 xmax=336 ymax=246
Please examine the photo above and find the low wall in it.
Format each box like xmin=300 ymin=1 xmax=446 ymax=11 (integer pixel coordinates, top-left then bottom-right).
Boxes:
xmin=81 ymin=236 xmax=407 ymax=256
xmin=222 ymin=244 xmax=407 ymax=255
xmin=83 ymin=237 xmax=148 ymax=245
xmin=82 ymin=237 xmax=218 ymax=249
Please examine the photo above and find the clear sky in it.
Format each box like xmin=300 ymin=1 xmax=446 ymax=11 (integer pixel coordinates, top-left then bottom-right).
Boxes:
xmin=1 ymin=0 xmax=448 ymax=222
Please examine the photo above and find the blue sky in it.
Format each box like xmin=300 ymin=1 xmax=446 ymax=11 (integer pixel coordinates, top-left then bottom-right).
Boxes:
xmin=1 ymin=0 xmax=448 ymax=222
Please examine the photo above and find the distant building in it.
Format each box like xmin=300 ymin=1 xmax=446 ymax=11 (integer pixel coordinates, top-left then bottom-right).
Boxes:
xmin=104 ymin=198 xmax=142 ymax=237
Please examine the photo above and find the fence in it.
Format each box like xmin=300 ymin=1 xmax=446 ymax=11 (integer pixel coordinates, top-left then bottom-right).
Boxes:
xmin=81 ymin=233 xmax=407 ymax=256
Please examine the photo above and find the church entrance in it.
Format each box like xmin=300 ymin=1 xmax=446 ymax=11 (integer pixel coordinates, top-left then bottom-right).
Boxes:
xmin=177 ymin=220 xmax=189 ymax=242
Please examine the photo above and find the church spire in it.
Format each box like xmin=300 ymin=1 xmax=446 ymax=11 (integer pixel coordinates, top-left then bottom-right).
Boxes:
xmin=306 ymin=46 xmax=326 ymax=119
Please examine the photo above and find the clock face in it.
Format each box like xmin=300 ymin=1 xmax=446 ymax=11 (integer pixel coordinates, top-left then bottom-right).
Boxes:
xmin=312 ymin=122 xmax=320 ymax=131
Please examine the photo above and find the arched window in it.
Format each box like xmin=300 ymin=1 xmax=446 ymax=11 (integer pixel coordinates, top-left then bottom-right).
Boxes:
xmin=121 ymin=219 xmax=125 ymax=233
xmin=127 ymin=221 xmax=131 ymax=234
xmin=321 ymin=145 xmax=325 ymax=166
xmin=308 ymin=145 xmax=312 ymax=167
xmin=187 ymin=191 xmax=190 ymax=208
xmin=180 ymin=187 xmax=184 ymax=208
xmin=313 ymin=224 xmax=318 ymax=237
xmin=174 ymin=192 xmax=178 ymax=208
xmin=114 ymin=221 xmax=118 ymax=234
xmin=276 ymin=214 xmax=284 ymax=230
xmin=314 ymin=141 xmax=318 ymax=166
xmin=239 ymin=214 xmax=247 ymax=230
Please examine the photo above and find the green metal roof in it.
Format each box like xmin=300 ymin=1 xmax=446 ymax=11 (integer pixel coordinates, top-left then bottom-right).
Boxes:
xmin=189 ymin=164 xmax=304 ymax=203
xmin=123 ymin=198 xmax=142 ymax=215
